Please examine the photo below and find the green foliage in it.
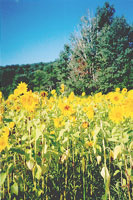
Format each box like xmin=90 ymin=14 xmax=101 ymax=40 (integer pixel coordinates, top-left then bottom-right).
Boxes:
xmin=67 ymin=2 xmax=133 ymax=94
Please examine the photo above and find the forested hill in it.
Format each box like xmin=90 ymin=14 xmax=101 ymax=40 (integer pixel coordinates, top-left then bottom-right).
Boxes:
xmin=0 ymin=61 xmax=58 ymax=98
xmin=1 ymin=2 xmax=133 ymax=98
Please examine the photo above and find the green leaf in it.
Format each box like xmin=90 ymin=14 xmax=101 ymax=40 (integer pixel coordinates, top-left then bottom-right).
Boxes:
xmin=0 ymin=172 xmax=7 ymax=186
xmin=35 ymin=164 xmax=42 ymax=180
xmin=35 ymin=127 xmax=42 ymax=140
xmin=10 ymin=147 xmax=25 ymax=155
xmin=57 ymin=129 xmax=65 ymax=141
xmin=127 ymin=168 xmax=131 ymax=176
xmin=11 ymin=182 xmax=18 ymax=196
xmin=62 ymin=137 xmax=68 ymax=144
xmin=21 ymin=135 xmax=28 ymax=141
xmin=122 ymin=178 xmax=126 ymax=186
xmin=3 ymin=118 xmax=13 ymax=122
xmin=113 ymin=145 xmax=122 ymax=160
xmin=26 ymin=159 xmax=35 ymax=170
xmin=94 ymin=126 xmax=100 ymax=135
xmin=43 ymin=143 xmax=48 ymax=154
xmin=113 ymin=170 xmax=120 ymax=176
xmin=101 ymin=166 xmax=110 ymax=182
xmin=108 ymin=138 xmax=119 ymax=142
xmin=73 ymin=131 xmax=80 ymax=138
xmin=8 ymin=163 xmax=14 ymax=173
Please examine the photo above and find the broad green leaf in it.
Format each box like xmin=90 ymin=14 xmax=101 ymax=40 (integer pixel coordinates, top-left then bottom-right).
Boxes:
xmin=21 ymin=135 xmax=28 ymax=141
xmin=113 ymin=170 xmax=120 ymax=176
xmin=94 ymin=126 xmax=100 ymax=135
xmin=117 ymin=161 xmax=123 ymax=169
xmin=43 ymin=143 xmax=48 ymax=154
xmin=96 ymin=145 xmax=102 ymax=152
xmin=113 ymin=145 xmax=122 ymax=160
xmin=3 ymin=118 xmax=12 ymax=122
xmin=122 ymin=178 xmax=126 ymax=186
xmin=62 ymin=137 xmax=68 ymax=144
xmin=129 ymin=142 xmax=133 ymax=151
xmin=0 ymin=172 xmax=7 ymax=186
xmin=35 ymin=164 xmax=42 ymax=180
xmin=73 ymin=131 xmax=80 ymax=138
xmin=10 ymin=147 xmax=25 ymax=155
xmin=101 ymin=166 xmax=110 ymax=182
xmin=97 ymin=156 xmax=101 ymax=165
xmin=108 ymin=138 xmax=119 ymax=142
xmin=26 ymin=159 xmax=35 ymax=170
xmin=8 ymin=163 xmax=13 ymax=173
xmin=112 ymin=127 xmax=117 ymax=135
xmin=36 ymin=127 xmax=42 ymax=140
xmin=127 ymin=168 xmax=131 ymax=176
xmin=11 ymin=182 xmax=18 ymax=196
xmin=36 ymin=189 xmax=43 ymax=197
xmin=57 ymin=129 xmax=65 ymax=141
xmin=121 ymin=133 xmax=129 ymax=143
xmin=42 ymin=164 xmax=47 ymax=174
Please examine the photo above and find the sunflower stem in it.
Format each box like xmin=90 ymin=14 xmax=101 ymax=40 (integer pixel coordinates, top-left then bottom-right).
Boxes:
xmin=73 ymin=146 xmax=76 ymax=200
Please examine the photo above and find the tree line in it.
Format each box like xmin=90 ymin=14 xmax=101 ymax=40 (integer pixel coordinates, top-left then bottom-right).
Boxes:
xmin=0 ymin=2 xmax=133 ymax=98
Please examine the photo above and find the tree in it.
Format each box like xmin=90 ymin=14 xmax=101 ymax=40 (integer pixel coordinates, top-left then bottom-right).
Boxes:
xmin=68 ymin=2 xmax=133 ymax=94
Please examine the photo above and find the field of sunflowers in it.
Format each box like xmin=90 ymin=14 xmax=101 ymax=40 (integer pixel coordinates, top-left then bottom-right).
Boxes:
xmin=0 ymin=82 xmax=132 ymax=200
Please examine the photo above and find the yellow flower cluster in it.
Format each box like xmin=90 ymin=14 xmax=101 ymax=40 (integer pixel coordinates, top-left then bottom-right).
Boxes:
xmin=0 ymin=135 xmax=8 ymax=152
xmin=6 ymin=82 xmax=39 ymax=113
xmin=20 ymin=91 xmax=39 ymax=112
xmin=0 ymin=127 xmax=9 ymax=152
xmin=108 ymin=89 xmax=133 ymax=123
xmin=0 ymin=83 xmax=132 ymax=154
xmin=14 ymin=82 xmax=28 ymax=96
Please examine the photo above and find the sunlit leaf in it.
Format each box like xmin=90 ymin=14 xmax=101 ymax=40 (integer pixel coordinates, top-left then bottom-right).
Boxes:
xmin=35 ymin=164 xmax=42 ymax=180
xmin=113 ymin=145 xmax=122 ymax=160
xmin=101 ymin=166 xmax=110 ymax=182
xmin=11 ymin=182 xmax=18 ymax=196
xmin=26 ymin=159 xmax=35 ymax=170
xmin=0 ymin=172 xmax=7 ymax=186
xmin=113 ymin=170 xmax=120 ymax=176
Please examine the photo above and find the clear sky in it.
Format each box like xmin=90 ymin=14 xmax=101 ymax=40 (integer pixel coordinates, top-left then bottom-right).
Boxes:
xmin=0 ymin=0 xmax=133 ymax=66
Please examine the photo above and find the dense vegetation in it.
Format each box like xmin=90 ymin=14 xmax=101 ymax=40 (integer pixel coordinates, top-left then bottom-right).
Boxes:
xmin=0 ymin=83 xmax=132 ymax=199
xmin=0 ymin=2 xmax=133 ymax=98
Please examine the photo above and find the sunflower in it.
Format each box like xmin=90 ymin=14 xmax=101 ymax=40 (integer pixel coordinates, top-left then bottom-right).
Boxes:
xmin=0 ymin=91 xmax=2 ymax=99
xmin=122 ymin=98 xmax=133 ymax=118
xmin=109 ymin=106 xmax=124 ymax=123
xmin=82 ymin=92 xmax=86 ymax=97
xmin=9 ymin=122 xmax=15 ymax=129
xmin=82 ymin=122 xmax=89 ymax=128
xmin=110 ymin=92 xmax=123 ymax=105
xmin=2 ymin=127 xmax=9 ymax=137
xmin=122 ymin=88 xmax=127 ymax=95
xmin=51 ymin=90 xmax=56 ymax=95
xmin=40 ymin=91 xmax=48 ymax=97
xmin=86 ymin=106 xmax=94 ymax=120
xmin=85 ymin=141 xmax=93 ymax=148
xmin=60 ymin=84 xmax=65 ymax=93
xmin=20 ymin=91 xmax=39 ymax=112
xmin=53 ymin=116 xmax=65 ymax=128
xmin=16 ymin=82 xmax=28 ymax=95
xmin=0 ymin=136 xmax=8 ymax=152
xmin=59 ymin=99 xmax=74 ymax=116
xmin=115 ymin=88 xmax=120 ymax=92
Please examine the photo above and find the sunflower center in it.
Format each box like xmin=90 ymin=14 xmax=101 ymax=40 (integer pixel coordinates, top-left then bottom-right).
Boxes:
xmin=114 ymin=96 xmax=119 ymax=101
xmin=64 ymin=105 xmax=70 ymax=110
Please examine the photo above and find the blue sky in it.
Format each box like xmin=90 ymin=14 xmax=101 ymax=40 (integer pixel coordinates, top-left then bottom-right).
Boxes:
xmin=0 ymin=0 xmax=133 ymax=66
